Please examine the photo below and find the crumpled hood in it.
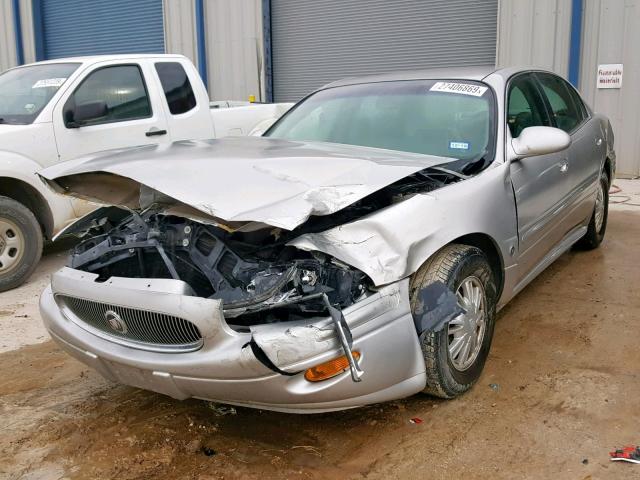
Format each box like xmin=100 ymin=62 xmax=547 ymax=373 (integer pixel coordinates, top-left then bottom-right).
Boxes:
xmin=39 ymin=136 xmax=451 ymax=230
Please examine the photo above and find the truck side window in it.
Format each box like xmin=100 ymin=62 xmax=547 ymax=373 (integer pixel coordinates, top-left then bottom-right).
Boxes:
xmin=155 ymin=62 xmax=197 ymax=115
xmin=507 ymin=75 xmax=551 ymax=138
xmin=65 ymin=65 xmax=151 ymax=126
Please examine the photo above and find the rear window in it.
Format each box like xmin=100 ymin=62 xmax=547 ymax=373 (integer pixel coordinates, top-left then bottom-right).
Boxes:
xmin=266 ymin=80 xmax=496 ymax=163
xmin=155 ymin=62 xmax=197 ymax=115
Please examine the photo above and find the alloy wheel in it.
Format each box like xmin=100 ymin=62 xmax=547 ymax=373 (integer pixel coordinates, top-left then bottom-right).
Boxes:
xmin=595 ymin=180 xmax=606 ymax=233
xmin=447 ymin=276 xmax=487 ymax=371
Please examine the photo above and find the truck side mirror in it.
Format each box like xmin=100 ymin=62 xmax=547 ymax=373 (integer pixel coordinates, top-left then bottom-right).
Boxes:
xmin=65 ymin=101 xmax=108 ymax=128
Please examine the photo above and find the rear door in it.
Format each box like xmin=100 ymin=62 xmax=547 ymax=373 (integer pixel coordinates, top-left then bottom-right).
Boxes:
xmin=535 ymin=72 xmax=605 ymax=226
xmin=53 ymin=60 xmax=171 ymax=162
xmin=507 ymin=73 xmax=572 ymax=281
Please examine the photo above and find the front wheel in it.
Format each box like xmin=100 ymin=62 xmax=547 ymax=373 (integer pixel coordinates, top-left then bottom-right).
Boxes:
xmin=410 ymin=244 xmax=497 ymax=399
xmin=0 ymin=196 xmax=43 ymax=292
xmin=575 ymin=169 xmax=609 ymax=250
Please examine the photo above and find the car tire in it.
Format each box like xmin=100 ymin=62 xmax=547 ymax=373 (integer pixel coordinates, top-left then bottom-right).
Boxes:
xmin=575 ymin=170 xmax=609 ymax=250
xmin=0 ymin=196 xmax=43 ymax=292
xmin=410 ymin=244 xmax=497 ymax=399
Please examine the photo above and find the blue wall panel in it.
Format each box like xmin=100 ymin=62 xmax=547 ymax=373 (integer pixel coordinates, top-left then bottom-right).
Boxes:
xmin=40 ymin=0 xmax=164 ymax=59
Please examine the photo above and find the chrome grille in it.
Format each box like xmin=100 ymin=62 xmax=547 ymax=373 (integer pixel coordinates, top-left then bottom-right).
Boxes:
xmin=57 ymin=295 xmax=203 ymax=352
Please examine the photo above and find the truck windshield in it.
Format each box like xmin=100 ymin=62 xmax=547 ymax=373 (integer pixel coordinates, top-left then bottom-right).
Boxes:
xmin=0 ymin=63 xmax=80 ymax=125
xmin=266 ymin=79 xmax=496 ymax=169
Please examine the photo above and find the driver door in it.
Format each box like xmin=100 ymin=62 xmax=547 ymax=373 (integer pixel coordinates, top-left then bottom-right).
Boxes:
xmin=508 ymin=73 xmax=572 ymax=283
xmin=53 ymin=61 xmax=170 ymax=162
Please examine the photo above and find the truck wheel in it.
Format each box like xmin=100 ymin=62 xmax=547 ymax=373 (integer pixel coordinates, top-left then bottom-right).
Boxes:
xmin=0 ymin=196 xmax=43 ymax=292
xmin=410 ymin=244 xmax=497 ymax=399
xmin=575 ymin=170 xmax=609 ymax=250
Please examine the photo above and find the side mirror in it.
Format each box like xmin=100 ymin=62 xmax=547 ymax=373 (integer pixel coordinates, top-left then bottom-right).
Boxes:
xmin=65 ymin=101 xmax=108 ymax=128
xmin=511 ymin=126 xmax=571 ymax=158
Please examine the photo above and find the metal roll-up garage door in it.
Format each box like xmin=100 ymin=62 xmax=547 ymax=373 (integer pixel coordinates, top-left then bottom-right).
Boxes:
xmin=271 ymin=0 xmax=498 ymax=102
xmin=40 ymin=0 xmax=164 ymax=60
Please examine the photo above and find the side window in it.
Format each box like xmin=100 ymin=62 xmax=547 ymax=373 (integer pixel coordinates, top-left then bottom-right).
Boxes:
xmin=65 ymin=65 xmax=151 ymax=127
xmin=536 ymin=73 xmax=585 ymax=133
xmin=155 ymin=62 xmax=197 ymax=115
xmin=507 ymin=75 xmax=550 ymax=138
xmin=565 ymin=82 xmax=589 ymax=119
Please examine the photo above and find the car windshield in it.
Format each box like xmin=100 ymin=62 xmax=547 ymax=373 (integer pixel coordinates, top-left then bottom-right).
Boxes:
xmin=0 ymin=63 xmax=80 ymax=125
xmin=266 ymin=79 xmax=496 ymax=168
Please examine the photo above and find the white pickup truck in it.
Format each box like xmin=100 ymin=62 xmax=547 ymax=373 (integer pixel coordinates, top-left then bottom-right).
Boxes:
xmin=0 ymin=54 xmax=291 ymax=291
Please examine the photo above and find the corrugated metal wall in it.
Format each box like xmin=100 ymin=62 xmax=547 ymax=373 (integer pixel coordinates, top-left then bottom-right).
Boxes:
xmin=497 ymin=0 xmax=571 ymax=76
xmin=19 ymin=0 xmax=35 ymax=64
xmin=580 ymin=0 xmax=640 ymax=177
xmin=0 ymin=0 xmax=17 ymax=71
xmin=271 ymin=0 xmax=499 ymax=102
xmin=204 ymin=0 xmax=264 ymax=102
xmin=163 ymin=0 xmax=197 ymax=66
xmin=497 ymin=0 xmax=639 ymax=176
xmin=39 ymin=0 xmax=165 ymax=59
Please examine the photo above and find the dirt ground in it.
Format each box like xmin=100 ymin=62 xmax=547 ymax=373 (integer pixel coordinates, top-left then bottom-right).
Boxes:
xmin=1 ymin=206 xmax=639 ymax=479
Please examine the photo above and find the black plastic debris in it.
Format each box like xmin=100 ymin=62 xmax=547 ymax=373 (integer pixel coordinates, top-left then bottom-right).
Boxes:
xmin=202 ymin=447 xmax=216 ymax=457
xmin=412 ymin=281 xmax=464 ymax=334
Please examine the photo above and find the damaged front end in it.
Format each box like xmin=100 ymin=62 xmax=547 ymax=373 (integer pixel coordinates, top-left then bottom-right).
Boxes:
xmin=52 ymin=156 xmax=463 ymax=384
xmin=39 ymin=137 xmax=468 ymax=397
xmin=67 ymin=209 xmax=374 ymax=380
xmin=70 ymin=210 xmax=371 ymax=324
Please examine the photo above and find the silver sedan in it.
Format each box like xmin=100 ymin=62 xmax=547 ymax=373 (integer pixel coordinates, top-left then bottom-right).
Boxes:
xmin=39 ymin=66 xmax=614 ymax=412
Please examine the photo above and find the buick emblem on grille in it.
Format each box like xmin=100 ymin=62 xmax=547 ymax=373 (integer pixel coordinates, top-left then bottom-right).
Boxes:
xmin=105 ymin=310 xmax=128 ymax=334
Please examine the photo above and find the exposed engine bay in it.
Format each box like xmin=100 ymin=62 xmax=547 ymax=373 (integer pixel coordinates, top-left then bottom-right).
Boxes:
xmin=67 ymin=167 xmax=458 ymax=327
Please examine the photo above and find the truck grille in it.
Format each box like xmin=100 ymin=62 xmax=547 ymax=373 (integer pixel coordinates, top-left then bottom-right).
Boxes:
xmin=57 ymin=295 xmax=203 ymax=352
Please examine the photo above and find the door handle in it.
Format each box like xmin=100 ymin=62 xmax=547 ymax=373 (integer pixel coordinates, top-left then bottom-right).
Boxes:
xmin=146 ymin=128 xmax=167 ymax=137
xmin=559 ymin=160 xmax=569 ymax=173
xmin=596 ymin=138 xmax=603 ymax=146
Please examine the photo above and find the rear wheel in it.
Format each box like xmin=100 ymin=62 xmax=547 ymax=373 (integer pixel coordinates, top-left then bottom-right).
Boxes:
xmin=410 ymin=244 xmax=497 ymax=398
xmin=575 ymin=170 xmax=609 ymax=250
xmin=0 ymin=196 xmax=43 ymax=292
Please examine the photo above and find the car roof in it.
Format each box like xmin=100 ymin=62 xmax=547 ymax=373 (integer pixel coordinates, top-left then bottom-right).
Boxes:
xmin=319 ymin=66 xmax=549 ymax=90
xmin=321 ymin=66 xmax=497 ymax=89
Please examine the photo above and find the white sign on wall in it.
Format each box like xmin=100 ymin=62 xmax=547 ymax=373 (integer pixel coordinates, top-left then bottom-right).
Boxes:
xmin=597 ymin=64 xmax=623 ymax=89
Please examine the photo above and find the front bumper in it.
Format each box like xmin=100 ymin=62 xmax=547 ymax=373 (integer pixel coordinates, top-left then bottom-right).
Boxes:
xmin=40 ymin=267 xmax=426 ymax=413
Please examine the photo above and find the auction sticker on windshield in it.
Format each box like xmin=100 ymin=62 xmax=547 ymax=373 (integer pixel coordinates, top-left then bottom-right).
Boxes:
xmin=32 ymin=78 xmax=67 ymax=89
xmin=430 ymin=82 xmax=488 ymax=97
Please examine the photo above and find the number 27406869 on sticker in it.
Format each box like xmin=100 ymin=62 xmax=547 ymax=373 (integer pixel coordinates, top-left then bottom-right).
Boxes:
xmin=430 ymin=82 xmax=488 ymax=97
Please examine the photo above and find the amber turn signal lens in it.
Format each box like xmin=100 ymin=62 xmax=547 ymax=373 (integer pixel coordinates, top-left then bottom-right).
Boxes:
xmin=304 ymin=351 xmax=361 ymax=382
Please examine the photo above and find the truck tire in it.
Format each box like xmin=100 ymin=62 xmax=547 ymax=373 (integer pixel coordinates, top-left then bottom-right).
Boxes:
xmin=410 ymin=244 xmax=497 ymax=399
xmin=575 ymin=170 xmax=609 ymax=250
xmin=0 ymin=196 xmax=43 ymax=292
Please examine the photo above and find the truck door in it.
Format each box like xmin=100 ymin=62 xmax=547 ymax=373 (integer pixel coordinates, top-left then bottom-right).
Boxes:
xmin=53 ymin=61 xmax=171 ymax=162
xmin=151 ymin=59 xmax=213 ymax=141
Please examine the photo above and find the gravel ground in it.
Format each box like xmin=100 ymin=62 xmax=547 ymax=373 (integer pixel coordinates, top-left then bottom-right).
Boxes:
xmin=0 ymin=183 xmax=638 ymax=480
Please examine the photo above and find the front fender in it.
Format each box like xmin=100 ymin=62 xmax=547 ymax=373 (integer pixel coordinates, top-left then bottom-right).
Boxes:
xmin=0 ymin=151 xmax=77 ymax=234
xmin=288 ymin=162 xmax=518 ymax=289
